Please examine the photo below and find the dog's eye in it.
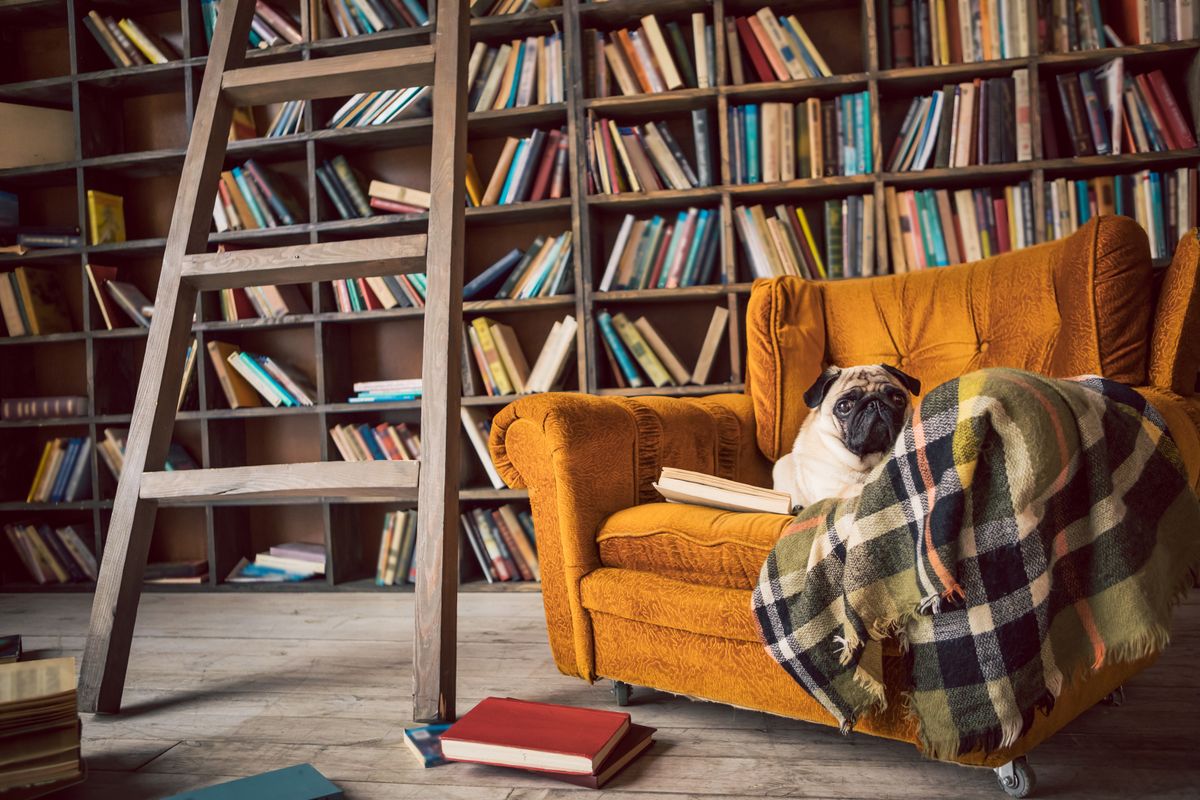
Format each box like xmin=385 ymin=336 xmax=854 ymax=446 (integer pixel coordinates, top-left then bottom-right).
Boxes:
xmin=887 ymin=389 xmax=905 ymax=404
xmin=834 ymin=399 xmax=853 ymax=415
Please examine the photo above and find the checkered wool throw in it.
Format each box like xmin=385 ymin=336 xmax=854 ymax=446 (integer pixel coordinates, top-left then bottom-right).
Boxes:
xmin=752 ymin=368 xmax=1200 ymax=759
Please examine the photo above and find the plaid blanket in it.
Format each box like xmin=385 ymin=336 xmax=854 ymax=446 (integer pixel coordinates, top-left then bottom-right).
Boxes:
xmin=752 ymin=368 xmax=1200 ymax=759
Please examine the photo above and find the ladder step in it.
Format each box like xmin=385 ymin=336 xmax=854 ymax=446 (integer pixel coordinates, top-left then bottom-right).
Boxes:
xmin=222 ymin=47 xmax=435 ymax=106
xmin=140 ymin=461 xmax=419 ymax=502
xmin=181 ymin=235 xmax=427 ymax=290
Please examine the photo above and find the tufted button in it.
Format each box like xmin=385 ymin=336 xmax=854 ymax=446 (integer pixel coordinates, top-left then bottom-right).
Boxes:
xmin=979 ymin=341 xmax=989 ymax=354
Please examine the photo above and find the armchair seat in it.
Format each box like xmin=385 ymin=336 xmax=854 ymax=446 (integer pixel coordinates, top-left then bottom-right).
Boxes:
xmin=597 ymin=504 xmax=789 ymax=589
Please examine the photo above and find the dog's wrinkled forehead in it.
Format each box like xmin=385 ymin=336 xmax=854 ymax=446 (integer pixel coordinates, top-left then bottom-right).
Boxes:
xmin=831 ymin=366 xmax=905 ymax=399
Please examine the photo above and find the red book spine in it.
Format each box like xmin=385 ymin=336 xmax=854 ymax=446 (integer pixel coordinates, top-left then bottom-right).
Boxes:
xmin=369 ymin=196 xmax=426 ymax=215
xmin=373 ymin=424 xmax=405 ymax=460
xmin=230 ymin=288 xmax=255 ymax=320
xmin=1133 ymin=74 xmax=1178 ymax=150
xmin=1144 ymin=70 xmax=1197 ymax=149
xmin=599 ymin=122 xmax=622 ymax=193
xmin=491 ymin=511 xmax=533 ymax=580
xmin=992 ymin=198 xmax=1011 ymax=253
xmin=356 ymin=278 xmax=382 ymax=310
xmin=645 ymin=223 xmax=675 ymax=288
xmin=549 ymin=136 xmax=569 ymax=198
xmin=528 ymin=129 xmax=562 ymax=202
xmin=735 ymin=17 xmax=776 ymax=83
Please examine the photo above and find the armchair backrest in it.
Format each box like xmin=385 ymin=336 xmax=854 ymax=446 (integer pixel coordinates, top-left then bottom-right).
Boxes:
xmin=745 ymin=215 xmax=1154 ymax=461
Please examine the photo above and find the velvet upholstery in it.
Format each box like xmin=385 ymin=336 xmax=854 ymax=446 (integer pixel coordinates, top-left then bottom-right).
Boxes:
xmin=490 ymin=216 xmax=1200 ymax=765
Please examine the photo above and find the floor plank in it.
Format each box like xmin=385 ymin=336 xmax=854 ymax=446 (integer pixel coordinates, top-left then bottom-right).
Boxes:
xmin=1 ymin=590 xmax=1195 ymax=799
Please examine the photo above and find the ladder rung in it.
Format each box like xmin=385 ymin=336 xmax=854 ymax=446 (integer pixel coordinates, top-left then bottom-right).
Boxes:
xmin=140 ymin=461 xmax=419 ymax=502
xmin=222 ymin=47 xmax=435 ymax=106
xmin=182 ymin=235 xmax=427 ymax=290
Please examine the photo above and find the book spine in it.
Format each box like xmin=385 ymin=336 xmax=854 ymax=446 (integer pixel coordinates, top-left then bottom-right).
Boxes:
xmin=597 ymin=312 xmax=644 ymax=388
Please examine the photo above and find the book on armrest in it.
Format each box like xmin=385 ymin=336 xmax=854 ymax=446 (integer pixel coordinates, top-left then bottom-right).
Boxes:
xmin=653 ymin=467 xmax=795 ymax=515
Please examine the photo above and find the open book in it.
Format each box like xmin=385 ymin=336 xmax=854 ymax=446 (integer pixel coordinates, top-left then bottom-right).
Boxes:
xmin=653 ymin=467 xmax=795 ymax=515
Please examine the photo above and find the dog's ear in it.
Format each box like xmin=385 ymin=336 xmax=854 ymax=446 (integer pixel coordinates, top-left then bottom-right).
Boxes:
xmin=803 ymin=367 xmax=843 ymax=409
xmin=882 ymin=364 xmax=921 ymax=397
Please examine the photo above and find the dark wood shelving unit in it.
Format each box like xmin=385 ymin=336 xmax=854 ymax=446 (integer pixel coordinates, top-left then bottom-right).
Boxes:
xmin=1 ymin=0 xmax=1196 ymax=594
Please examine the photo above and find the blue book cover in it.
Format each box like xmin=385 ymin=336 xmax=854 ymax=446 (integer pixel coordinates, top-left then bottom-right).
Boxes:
xmin=404 ymin=724 xmax=451 ymax=767
xmin=1075 ymin=180 xmax=1090 ymax=225
xmin=1114 ymin=175 xmax=1127 ymax=217
xmin=164 ymin=764 xmax=341 ymax=799
xmin=657 ymin=211 xmax=690 ymax=289
xmin=597 ymin=312 xmax=643 ymax=388
xmin=504 ymin=42 xmax=525 ymax=109
xmin=679 ymin=209 xmax=711 ymax=287
xmin=401 ymin=0 xmax=430 ymax=25
xmin=911 ymin=94 xmax=940 ymax=172
xmin=1149 ymin=172 xmax=1166 ymax=256
xmin=745 ymin=104 xmax=760 ymax=184
xmin=917 ymin=191 xmax=945 ymax=266
xmin=231 ymin=168 xmax=267 ymax=227
xmin=245 ymin=160 xmax=296 ymax=226
xmin=240 ymin=353 xmax=297 ymax=406
xmin=858 ymin=92 xmax=872 ymax=174
xmin=200 ymin=0 xmax=217 ymax=44
xmin=356 ymin=424 xmax=388 ymax=460
xmin=497 ymin=140 xmax=527 ymax=204
xmin=348 ymin=393 xmax=421 ymax=403
xmin=781 ymin=16 xmax=823 ymax=78
xmin=463 ymin=248 xmax=523 ymax=300
xmin=49 ymin=438 xmax=81 ymax=503
xmin=521 ymin=233 xmax=566 ymax=298
xmin=693 ymin=208 xmax=722 ymax=285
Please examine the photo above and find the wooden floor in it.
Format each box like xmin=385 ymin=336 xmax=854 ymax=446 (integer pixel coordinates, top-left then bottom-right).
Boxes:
xmin=5 ymin=590 xmax=1198 ymax=799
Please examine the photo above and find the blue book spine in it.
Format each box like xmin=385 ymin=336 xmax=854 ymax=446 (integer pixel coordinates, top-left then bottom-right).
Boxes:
xmin=782 ymin=17 xmax=822 ymax=77
xmin=859 ymin=92 xmax=872 ymax=174
xmin=657 ymin=211 xmax=690 ymax=289
xmin=463 ymin=248 xmax=523 ymax=300
xmin=679 ymin=210 xmax=711 ymax=287
xmin=400 ymin=0 xmax=430 ymax=25
xmin=348 ymin=0 xmax=377 ymax=32
xmin=244 ymin=355 xmax=297 ymax=406
xmin=64 ymin=438 xmax=92 ymax=502
xmin=248 ymin=26 xmax=264 ymax=47
xmin=498 ymin=140 xmax=527 ymax=204
xmin=504 ymin=43 xmax=525 ymax=109
xmin=232 ymin=168 xmax=268 ymax=227
xmin=597 ymin=312 xmax=643 ymax=388
xmin=1076 ymin=180 xmax=1090 ymax=225
xmin=357 ymin=424 xmax=388 ymax=460
xmin=745 ymin=105 xmax=760 ymax=184
xmin=201 ymin=0 xmax=218 ymax=44
xmin=694 ymin=208 xmax=722 ymax=285
xmin=1149 ymin=172 xmax=1166 ymax=258
xmin=1114 ymin=175 xmax=1126 ymax=217
xmin=246 ymin=160 xmax=295 ymax=226
xmin=521 ymin=234 xmax=566 ymax=298
xmin=49 ymin=439 xmax=81 ymax=503
xmin=348 ymin=392 xmax=421 ymax=402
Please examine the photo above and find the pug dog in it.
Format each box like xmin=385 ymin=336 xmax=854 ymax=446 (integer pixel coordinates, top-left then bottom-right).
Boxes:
xmin=772 ymin=364 xmax=921 ymax=509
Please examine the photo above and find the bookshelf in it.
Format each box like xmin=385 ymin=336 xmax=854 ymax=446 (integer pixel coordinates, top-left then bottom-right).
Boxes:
xmin=1 ymin=0 xmax=1196 ymax=594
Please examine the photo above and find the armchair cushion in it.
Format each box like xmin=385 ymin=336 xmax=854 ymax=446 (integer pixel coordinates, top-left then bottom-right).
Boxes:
xmin=597 ymin=503 xmax=791 ymax=590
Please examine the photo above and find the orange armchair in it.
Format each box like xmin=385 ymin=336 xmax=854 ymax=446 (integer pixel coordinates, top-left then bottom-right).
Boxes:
xmin=490 ymin=217 xmax=1200 ymax=782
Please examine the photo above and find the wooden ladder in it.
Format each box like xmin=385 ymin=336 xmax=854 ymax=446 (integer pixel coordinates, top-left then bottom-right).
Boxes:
xmin=78 ymin=0 xmax=468 ymax=723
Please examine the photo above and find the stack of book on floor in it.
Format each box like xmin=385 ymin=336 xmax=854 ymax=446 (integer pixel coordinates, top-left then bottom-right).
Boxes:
xmin=376 ymin=509 xmax=418 ymax=586
xmin=586 ymin=113 xmax=712 ymax=194
xmin=206 ymin=342 xmax=317 ymax=409
xmin=475 ymin=127 xmax=569 ymax=206
xmin=349 ymin=378 xmax=422 ymax=403
xmin=324 ymin=0 xmax=429 ymax=36
xmin=331 ymin=272 xmax=427 ymax=312
xmin=587 ymin=12 xmax=717 ymax=97
xmin=887 ymin=70 xmax=1033 ymax=172
xmin=0 ymin=266 xmax=72 ymax=337
xmin=228 ymin=542 xmax=327 ymax=583
xmin=84 ymin=264 xmax=156 ymax=330
xmin=211 ymin=160 xmax=304 ymax=232
xmin=25 ymin=439 xmax=92 ymax=504
xmin=441 ymin=697 xmax=654 ymax=789
xmin=729 ymin=94 xmax=872 ymax=183
xmin=1045 ymin=169 xmax=1197 ymax=260
xmin=201 ymin=0 xmax=304 ymax=48
xmin=879 ymin=0 xmax=1032 ymax=69
xmin=886 ymin=182 xmax=1036 ymax=272
xmin=724 ymin=8 xmax=832 ymax=84
xmin=465 ymin=34 xmax=565 ymax=112
xmin=1048 ymin=63 xmax=1196 ymax=158
xmin=145 ymin=560 xmax=209 ymax=585
xmin=735 ymin=200 xmax=876 ymax=280
xmin=463 ymin=231 xmax=574 ymax=301
xmin=216 ymin=280 xmax=310 ymax=321
xmin=597 ymin=306 xmax=728 ymax=390
xmin=0 ymin=657 xmax=83 ymax=795
xmin=83 ymin=10 xmax=180 ymax=68
xmin=327 ymin=86 xmax=432 ymax=129
xmin=1 ymin=396 xmax=87 ymax=421
xmin=4 ymin=524 xmax=97 ymax=585
xmin=471 ymin=0 xmax=558 ymax=17
xmin=463 ymin=316 xmax=576 ymax=399
xmin=460 ymin=504 xmax=539 ymax=583
xmin=599 ymin=208 xmax=720 ymax=290
xmin=330 ymin=421 xmax=421 ymax=461
xmin=95 ymin=429 xmax=197 ymax=480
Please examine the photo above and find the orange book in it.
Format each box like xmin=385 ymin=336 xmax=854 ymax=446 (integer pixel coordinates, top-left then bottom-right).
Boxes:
xmin=978 ymin=0 xmax=993 ymax=61
xmin=220 ymin=171 xmax=258 ymax=230
xmin=746 ymin=16 xmax=789 ymax=81
xmin=491 ymin=42 xmax=522 ymax=110
xmin=614 ymin=30 xmax=653 ymax=93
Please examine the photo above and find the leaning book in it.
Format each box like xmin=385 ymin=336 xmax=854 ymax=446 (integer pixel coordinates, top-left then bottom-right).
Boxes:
xmin=653 ymin=467 xmax=795 ymax=514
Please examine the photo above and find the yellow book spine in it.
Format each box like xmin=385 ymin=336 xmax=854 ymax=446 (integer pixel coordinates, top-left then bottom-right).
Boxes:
xmin=464 ymin=153 xmax=484 ymax=207
xmin=611 ymin=312 xmax=674 ymax=387
xmin=26 ymin=441 xmax=54 ymax=503
xmin=23 ymin=526 xmax=69 ymax=583
xmin=794 ymin=207 xmax=826 ymax=278
xmin=117 ymin=18 xmax=168 ymax=64
xmin=471 ymin=318 xmax=514 ymax=396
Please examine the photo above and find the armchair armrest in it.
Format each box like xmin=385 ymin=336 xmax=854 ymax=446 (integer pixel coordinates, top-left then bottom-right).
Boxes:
xmin=489 ymin=391 xmax=770 ymax=681
xmin=1150 ymin=229 xmax=1200 ymax=396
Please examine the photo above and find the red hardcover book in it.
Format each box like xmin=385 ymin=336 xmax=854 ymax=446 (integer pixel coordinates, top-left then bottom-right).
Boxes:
xmin=734 ymin=17 xmax=775 ymax=83
xmin=992 ymin=197 xmax=1011 ymax=253
xmin=599 ymin=121 xmax=623 ymax=193
xmin=442 ymin=697 xmax=632 ymax=774
xmin=228 ymin=288 xmax=256 ymax=320
xmin=1144 ymin=70 xmax=1197 ymax=149
xmin=528 ymin=129 xmax=563 ymax=202
xmin=356 ymin=278 xmax=382 ymax=310
xmin=369 ymin=197 xmax=426 ymax=215
xmin=1133 ymin=74 xmax=1177 ymax=150
xmin=534 ymin=724 xmax=655 ymax=789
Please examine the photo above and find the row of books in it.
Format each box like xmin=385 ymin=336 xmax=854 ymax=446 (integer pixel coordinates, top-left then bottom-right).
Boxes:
xmin=95 ymin=428 xmax=199 ymax=480
xmin=473 ymin=128 xmax=569 ymax=207
xmin=211 ymin=160 xmax=303 ymax=233
xmin=887 ymin=70 xmax=1032 ymax=172
xmin=201 ymin=0 xmax=306 ymax=48
xmin=588 ymin=13 xmax=718 ymax=98
xmin=376 ymin=509 xmax=420 ymax=585
xmin=463 ymin=230 xmax=574 ymax=300
xmin=330 ymin=272 xmax=428 ymax=312
xmin=1050 ymin=64 xmax=1196 ymax=158
xmin=1045 ymin=169 xmax=1197 ymax=260
xmin=462 ymin=314 xmax=577 ymax=398
xmin=228 ymin=542 xmax=326 ymax=583
xmin=465 ymin=34 xmax=566 ymax=112
xmin=598 ymin=306 xmax=729 ymax=390
xmin=26 ymin=439 xmax=93 ymax=504
xmin=323 ymin=0 xmax=429 ymax=36
xmin=83 ymin=11 xmax=179 ymax=68
xmin=734 ymin=201 xmax=877 ymax=282
xmin=205 ymin=341 xmax=316 ymax=409
xmin=5 ymin=524 xmax=97 ymax=584
xmin=217 ymin=280 xmax=310 ymax=322
xmin=0 ymin=267 xmax=72 ymax=337
xmin=886 ymin=182 xmax=1036 ymax=271
xmin=330 ymin=421 xmax=421 ymax=461
xmin=725 ymin=8 xmax=833 ymax=84
xmin=260 ymin=101 xmax=306 ymax=138
xmin=599 ymin=209 xmax=720 ymax=290
xmin=1 ymin=396 xmax=87 ymax=421
xmin=471 ymin=0 xmax=558 ymax=17
xmin=729 ymin=94 xmax=873 ymax=184
xmin=883 ymin=0 xmax=1031 ymax=69
xmin=1099 ymin=0 xmax=1196 ymax=44
xmin=327 ymin=85 xmax=431 ymax=129
xmin=461 ymin=504 xmax=540 ymax=583
xmin=585 ymin=112 xmax=712 ymax=195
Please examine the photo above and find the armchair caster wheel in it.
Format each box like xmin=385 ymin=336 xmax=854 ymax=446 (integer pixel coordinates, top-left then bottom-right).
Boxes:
xmin=611 ymin=680 xmax=632 ymax=707
xmin=995 ymin=756 xmax=1036 ymax=798
xmin=1102 ymin=685 xmax=1125 ymax=706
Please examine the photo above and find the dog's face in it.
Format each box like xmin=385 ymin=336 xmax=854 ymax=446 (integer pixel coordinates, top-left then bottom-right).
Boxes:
xmin=803 ymin=364 xmax=921 ymax=461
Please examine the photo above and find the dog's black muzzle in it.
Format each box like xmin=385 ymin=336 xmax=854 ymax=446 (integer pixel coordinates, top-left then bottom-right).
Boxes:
xmin=844 ymin=393 xmax=903 ymax=458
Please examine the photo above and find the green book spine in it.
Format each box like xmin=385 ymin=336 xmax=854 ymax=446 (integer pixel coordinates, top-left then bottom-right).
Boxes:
xmin=496 ymin=236 xmax=544 ymax=299
xmin=330 ymin=155 xmax=373 ymax=217
xmin=664 ymin=20 xmax=697 ymax=89
xmin=629 ymin=216 xmax=665 ymax=290
xmin=824 ymin=199 xmax=843 ymax=279
xmin=315 ymin=164 xmax=355 ymax=220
